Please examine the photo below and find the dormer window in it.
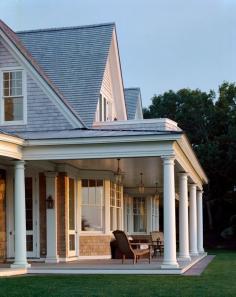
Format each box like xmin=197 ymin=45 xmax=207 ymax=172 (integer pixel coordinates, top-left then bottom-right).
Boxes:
xmin=1 ymin=68 xmax=26 ymax=124
xmin=96 ymin=94 xmax=112 ymax=122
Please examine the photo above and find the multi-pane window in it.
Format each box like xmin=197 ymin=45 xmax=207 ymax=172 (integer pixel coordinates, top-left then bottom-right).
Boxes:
xmin=152 ymin=196 xmax=159 ymax=231
xmin=2 ymin=70 xmax=24 ymax=122
xmin=97 ymin=94 xmax=112 ymax=122
xmin=110 ymin=182 xmax=122 ymax=231
xmin=133 ymin=197 xmax=146 ymax=233
xmin=81 ymin=179 xmax=104 ymax=231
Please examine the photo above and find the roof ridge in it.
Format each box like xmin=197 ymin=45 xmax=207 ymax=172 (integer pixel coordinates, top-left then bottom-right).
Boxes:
xmin=16 ymin=22 xmax=116 ymax=34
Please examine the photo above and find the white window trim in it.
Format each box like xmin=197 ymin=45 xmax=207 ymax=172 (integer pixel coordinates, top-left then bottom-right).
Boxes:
xmin=96 ymin=93 xmax=112 ymax=122
xmin=80 ymin=179 xmax=105 ymax=233
xmin=0 ymin=66 xmax=27 ymax=125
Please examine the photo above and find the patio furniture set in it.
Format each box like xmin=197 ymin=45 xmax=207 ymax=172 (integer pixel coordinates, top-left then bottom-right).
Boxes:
xmin=113 ymin=230 xmax=164 ymax=264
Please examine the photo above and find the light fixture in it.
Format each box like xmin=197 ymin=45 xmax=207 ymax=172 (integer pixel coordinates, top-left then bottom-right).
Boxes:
xmin=114 ymin=158 xmax=123 ymax=185
xmin=154 ymin=182 xmax=160 ymax=202
xmin=138 ymin=172 xmax=145 ymax=194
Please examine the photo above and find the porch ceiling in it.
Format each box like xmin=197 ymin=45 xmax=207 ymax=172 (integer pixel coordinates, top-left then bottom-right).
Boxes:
xmin=53 ymin=157 xmax=183 ymax=191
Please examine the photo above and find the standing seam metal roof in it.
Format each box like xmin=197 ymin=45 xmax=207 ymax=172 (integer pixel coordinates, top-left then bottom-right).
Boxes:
xmin=17 ymin=23 xmax=115 ymax=127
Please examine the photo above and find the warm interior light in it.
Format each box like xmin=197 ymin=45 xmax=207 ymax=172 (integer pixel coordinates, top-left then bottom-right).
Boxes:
xmin=138 ymin=172 xmax=145 ymax=194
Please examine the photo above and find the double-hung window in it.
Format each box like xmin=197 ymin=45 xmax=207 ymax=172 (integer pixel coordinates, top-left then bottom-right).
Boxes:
xmin=133 ymin=197 xmax=146 ymax=233
xmin=110 ymin=182 xmax=122 ymax=231
xmin=81 ymin=179 xmax=104 ymax=232
xmin=96 ymin=94 xmax=112 ymax=122
xmin=1 ymin=69 xmax=26 ymax=124
xmin=152 ymin=196 xmax=159 ymax=231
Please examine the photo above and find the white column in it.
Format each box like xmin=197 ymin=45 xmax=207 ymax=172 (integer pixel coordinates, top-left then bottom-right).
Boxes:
xmin=161 ymin=156 xmax=179 ymax=268
xmin=189 ymin=184 xmax=198 ymax=256
xmin=197 ymin=190 xmax=204 ymax=254
xmin=11 ymin=161 xmax=30 ymax=268
xmin=104 ymin=180 xmax=110 ymax=234
xmin=178 ymin=173 xmax=191 ymax=260
xmin=45 ymin=172 xmax=59 ymax=263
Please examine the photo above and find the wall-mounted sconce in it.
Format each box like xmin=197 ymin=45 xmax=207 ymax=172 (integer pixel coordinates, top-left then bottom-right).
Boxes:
xmin=46 ymin=195 xmax=54 ymax=209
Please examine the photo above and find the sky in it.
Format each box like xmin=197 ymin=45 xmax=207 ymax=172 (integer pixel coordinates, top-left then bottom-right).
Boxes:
xmin=0 ymin=0 xmax=235 ymax=107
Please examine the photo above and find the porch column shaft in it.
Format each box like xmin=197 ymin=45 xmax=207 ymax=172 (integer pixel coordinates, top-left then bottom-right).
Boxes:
xmin=45 ymin=172 xmax=59 ymax=263
xmin=197 ymin=190 xmax=204 ymax=253
xmin=189 ymin=184 xmax=198 ymax=256
xmin=161 ymin=156 xmax=179 ymax=268
xmin=11 ymin=161 xmax=30 ymax=268
xmin=178 ymin=173 xmax=191 ymax=260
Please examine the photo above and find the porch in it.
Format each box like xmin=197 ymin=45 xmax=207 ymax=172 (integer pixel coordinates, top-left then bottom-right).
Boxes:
xmin=0 ymin=119 xmax=208 ymax=273
xmin=0 ymin=253 xmax=207 ymax=275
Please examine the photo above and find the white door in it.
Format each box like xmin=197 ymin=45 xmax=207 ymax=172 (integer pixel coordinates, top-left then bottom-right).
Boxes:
xmin=25 ymin=176 xmax=38 ymax=258
xmin=68 ymin=178 xmax=76 ymax=257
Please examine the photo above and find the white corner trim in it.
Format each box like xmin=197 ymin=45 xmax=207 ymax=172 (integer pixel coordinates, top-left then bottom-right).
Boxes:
xmin=0 ymin=30 xmax=84 ymax=129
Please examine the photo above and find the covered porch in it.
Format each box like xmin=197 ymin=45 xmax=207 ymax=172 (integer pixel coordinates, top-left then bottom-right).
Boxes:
xmin=0 ymin=119 xmax=208 ymax=274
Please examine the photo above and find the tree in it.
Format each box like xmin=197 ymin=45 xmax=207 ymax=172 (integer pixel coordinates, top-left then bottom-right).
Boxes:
xmin=144 ymin=83 xmax=236 ymax=244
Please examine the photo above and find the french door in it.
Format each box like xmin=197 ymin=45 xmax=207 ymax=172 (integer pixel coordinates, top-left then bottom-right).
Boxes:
xmin=25 ymin=176 xmax=38 ymax=258
xmin=68 ymin=178 xmax=76 ymax=257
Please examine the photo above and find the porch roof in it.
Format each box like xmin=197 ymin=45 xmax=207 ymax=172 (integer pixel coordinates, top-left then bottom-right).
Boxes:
xmin=14 ymin=127 xmax=182 ymax=141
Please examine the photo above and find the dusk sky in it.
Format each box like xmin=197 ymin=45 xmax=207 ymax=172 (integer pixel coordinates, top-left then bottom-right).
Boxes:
xmin=0 ymin=0 xmax=235 ymax=106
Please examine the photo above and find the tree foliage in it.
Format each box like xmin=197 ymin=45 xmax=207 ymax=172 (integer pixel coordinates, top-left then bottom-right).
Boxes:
xmin=144 ymin=82 xmax=236 ymax=240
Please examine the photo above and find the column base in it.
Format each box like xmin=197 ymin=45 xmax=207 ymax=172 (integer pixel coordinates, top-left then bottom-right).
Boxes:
xmin=11 ymin=262 xmax=31 ymax=269
xmin=45 ymin=256 xmax=59 ymax=263
xmin=161 ymin=261 xmax=179 ymax=269
xmin=190 ymin=251 xmax=199 ymax=256
xmin=198 ymin=249 xmax=205 ymax=254
xmin=178 ymin=255 xmax=191 ymax=261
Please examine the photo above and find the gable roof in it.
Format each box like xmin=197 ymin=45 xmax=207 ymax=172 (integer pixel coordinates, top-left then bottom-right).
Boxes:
xmin=124 ymin=88 xmax=143 ymax=120
xmin=16 ymin=23 xmax=115 ymax=127
xmin=0 ymin=20 xmax=85 ymax=128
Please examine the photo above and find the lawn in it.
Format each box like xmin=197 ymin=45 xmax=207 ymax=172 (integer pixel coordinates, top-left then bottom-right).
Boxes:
xmin=0 ymin=250 xmax=235 ymax=297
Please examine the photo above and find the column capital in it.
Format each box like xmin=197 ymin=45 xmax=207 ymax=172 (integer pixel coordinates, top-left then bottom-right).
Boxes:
xmin=178 ymin=172 xmax=189 ymax=179
xmin=197 ymin=190 xmax=204 ymax=197
xmin=161 ymin=155 xmax=175 ymax=164
xmin=189 ymin=183 xmax=197 ymax=190
xmin=45 ymin=171 xmax=58 ymax=178
xmin=14 ymin=160 xmax=25 ymax=169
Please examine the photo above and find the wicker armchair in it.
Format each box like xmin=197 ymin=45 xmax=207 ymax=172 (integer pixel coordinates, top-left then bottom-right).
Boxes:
xmin=113 ymin=230 xmax=151 ymax=264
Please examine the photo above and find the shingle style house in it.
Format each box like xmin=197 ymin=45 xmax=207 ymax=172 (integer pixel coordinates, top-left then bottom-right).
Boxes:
xmin=0 ymin=19 xmax=208 ymax=273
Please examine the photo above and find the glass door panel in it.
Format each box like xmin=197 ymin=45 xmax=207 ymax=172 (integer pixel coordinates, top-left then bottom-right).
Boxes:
xmin=25 ymin=177 xmax=36 ymax=257
xmin=68 ymin=178 xmax=76 ymax=256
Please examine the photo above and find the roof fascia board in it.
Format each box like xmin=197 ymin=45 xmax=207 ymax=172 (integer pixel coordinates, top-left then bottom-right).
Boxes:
xmin=22 ymin=140 xmax=174 ymax=161
xmin=175 ymin=135 xmax=208 ymax=184
xmin=23 ymin=133 xmax=181 ymax=146
xmin=0 ymin=133 xmax=24 ymax=145
xmin=0 ymin=30 xmax=84 ymax=128
xmin=0 ymin=140 xmax=22 ymax=159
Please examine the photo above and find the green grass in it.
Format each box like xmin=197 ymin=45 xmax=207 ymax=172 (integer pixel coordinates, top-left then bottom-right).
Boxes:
xmin=0 ymin=250 xmax=235 ymax=297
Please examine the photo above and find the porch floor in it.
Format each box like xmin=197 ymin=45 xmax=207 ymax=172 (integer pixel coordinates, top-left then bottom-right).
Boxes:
xmin=28 ymin=253 xmax=207 ymax=275
xmin=0 ymin=266 xmax=27 ymax=277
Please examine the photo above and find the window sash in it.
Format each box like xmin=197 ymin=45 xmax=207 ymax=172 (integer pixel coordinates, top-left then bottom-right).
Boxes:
xmin=1 ymin=69 xmax=25 ymax=123
xmin=81 ymin=179 xmax=104 ymax=231
xmin=133 ymin=197 xmax=147 ymax=233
